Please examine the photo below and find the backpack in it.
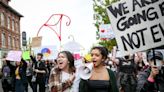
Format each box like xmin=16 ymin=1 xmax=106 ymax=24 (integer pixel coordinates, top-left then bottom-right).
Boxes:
xmin=1 ymin=65 xmax=12 ymax=85
xmin=2 ymin=65 xmax=11 ymax=77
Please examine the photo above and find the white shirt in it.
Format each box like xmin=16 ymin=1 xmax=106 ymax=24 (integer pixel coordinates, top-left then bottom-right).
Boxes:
xmin=61 ymin=71 xmax=80 ymax=92
xmin=49 ymin=59 xmax=83 ymax=92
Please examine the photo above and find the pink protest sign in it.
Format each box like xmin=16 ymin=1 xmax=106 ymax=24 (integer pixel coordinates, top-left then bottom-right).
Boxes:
xmin=74 ymin=53 xmax=81 ymax=60
xmin=6 ymin=51 xmax=22 ymax=62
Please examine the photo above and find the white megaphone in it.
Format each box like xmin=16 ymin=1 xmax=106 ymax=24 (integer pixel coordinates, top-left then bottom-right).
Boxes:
xmin=79 ymin=63 xmax=93 ymax=80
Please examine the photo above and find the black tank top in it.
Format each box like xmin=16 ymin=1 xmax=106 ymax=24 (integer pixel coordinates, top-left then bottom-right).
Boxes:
xmin=87 ymin=80 xmax=111 ymax=92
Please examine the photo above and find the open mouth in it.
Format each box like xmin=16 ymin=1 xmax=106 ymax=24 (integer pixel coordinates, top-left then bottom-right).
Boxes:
xmin=93 ymin=60 xmax=96 ymax=63
xmin=92 ymin=61 xmax=97 ymax=66
xmin=57 ymin=60 xmax=63 ymax=65
xmin=59 ymin=62 xmax=63 ymax=65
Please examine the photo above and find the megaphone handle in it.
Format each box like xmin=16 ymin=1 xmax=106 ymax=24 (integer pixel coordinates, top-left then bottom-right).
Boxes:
xmin=84 ymin=68 xmax=90 ymax=74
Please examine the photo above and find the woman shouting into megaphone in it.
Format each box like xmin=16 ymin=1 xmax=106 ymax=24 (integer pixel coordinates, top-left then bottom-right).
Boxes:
xmin=79 ymin=46 xmax=119 ymax=92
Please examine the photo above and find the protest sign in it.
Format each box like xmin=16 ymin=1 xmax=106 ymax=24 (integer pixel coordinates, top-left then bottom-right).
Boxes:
xmin=99 ymin=24 xmax=115 ymax=39
xmin=6 ymin=51 xmax=22 ymax=62
xmin=32 ymin=46 xmax=58 ymax=60
xmin=22 ymin=51 xmax=30 ymax=60
xmin=63 ymin=41 xmax=83 ymax=53
xmin=74 ymin=53 xmax=81 ymax=60
xmin=31 ymin=36 xmax=42 ymax=47
xmin=107 ymin=0 xmax=164 ymax=56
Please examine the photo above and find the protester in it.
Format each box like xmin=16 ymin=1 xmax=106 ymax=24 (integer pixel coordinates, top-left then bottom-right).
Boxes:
xmin=136 ymin=50 xmax=164 ymax=92
xmin=51 ymin=59 xmax=57 ymax=69
xmin=79 ymin=46 xmax=119 ymax=92
xmin=1 ymin=57 xmax=12 ymax=92
xmin=49 ymin=51 xmax=80 ymax=92
xmin=5 ymin=60 xmax=16 ymax=91
xmin=25 ymin=60 xmax=33 ymax=92
xmin=105 ymin=58 xmax=117 ymax=72
xmin=15 ymin=59 xmax=28 ymax=92
xmin=111 ymin=52 xmax=137 ymax=92
xmin=134 ymin=52 xmax=149 ymax=73
xmin=45 ymin=60 xmax=51 ymax=87
xmin=30 ymin=53 xmax=47 ymax=92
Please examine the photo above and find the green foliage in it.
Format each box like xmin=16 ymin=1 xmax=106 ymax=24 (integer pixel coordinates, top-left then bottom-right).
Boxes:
xmin=93 ymin=0 xmax=119 ymax=51
xmin=98 ymin=39 xmax=117 ymax=51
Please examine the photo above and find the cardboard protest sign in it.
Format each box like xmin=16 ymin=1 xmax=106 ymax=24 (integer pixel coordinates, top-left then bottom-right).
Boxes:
xmin=6 ymin=51 xmax=22 ymax=62
xmin=22 ymin=51 xmax=30 ymax=60
xmin=99 ymin=24 xmax=115 ymax=39
xmin=107 ymin=0 xmax=164 ymax=56
xmin=31 ymin=36 xmax=42 ymax=47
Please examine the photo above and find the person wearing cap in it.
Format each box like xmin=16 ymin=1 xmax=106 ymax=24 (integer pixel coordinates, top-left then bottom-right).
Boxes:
xmin=136 ymin=50 xmax=164 ymax=92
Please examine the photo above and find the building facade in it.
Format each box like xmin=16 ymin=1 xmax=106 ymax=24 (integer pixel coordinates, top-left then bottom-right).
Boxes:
xmin=0 ymin=0 xmax=23 ymax=68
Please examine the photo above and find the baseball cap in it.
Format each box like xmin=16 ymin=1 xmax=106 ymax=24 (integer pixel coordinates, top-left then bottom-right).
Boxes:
xmin=147 ymin=51 xmax=163 ymax=61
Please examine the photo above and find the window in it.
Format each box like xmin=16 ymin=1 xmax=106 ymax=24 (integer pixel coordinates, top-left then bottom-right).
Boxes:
xmin=12 ymin=19 xmax=15 ymax=31
xmin=8 ymin=35 xmax=12 ymax=49
xmin=8 ymin=35 xmax=10 ymax=48
xmin=15 ymin=22 xmax=19 ymax=33
xmin=7 ymin=17 xmax=10 ymax=29
xmin=15 ymin=38 xmax=17 ymax=48
xmin=10 ymin=36 xmax=12 ymax=48
xmin=16 ymin=38 xmax=19 ymax=49
xmin=15 ymin=38 xmax=18 ymax=49
xmin=12 ymin=37 xmax=15 ymax=48
xmin=1 ymin=13 xmax=5 ymax=27
xmin=2 ymin=33 xmax=6 ymax=47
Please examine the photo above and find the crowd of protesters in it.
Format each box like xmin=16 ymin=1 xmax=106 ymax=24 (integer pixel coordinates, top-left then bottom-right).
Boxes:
xmin=1 ymin=46 xmax=164 ymax=92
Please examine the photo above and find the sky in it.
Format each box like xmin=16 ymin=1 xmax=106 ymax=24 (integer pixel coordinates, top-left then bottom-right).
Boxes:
xmin=9 ymin=0 xmax=97 ymax=53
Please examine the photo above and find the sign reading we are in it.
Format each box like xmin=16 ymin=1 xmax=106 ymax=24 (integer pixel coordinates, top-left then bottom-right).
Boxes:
xmin=107 ymin=0 xmax=164 ymax=56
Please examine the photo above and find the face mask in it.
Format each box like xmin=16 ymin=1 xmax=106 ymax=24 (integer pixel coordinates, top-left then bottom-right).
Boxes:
xmin=155 ymin=59 xmax=162 ymax=69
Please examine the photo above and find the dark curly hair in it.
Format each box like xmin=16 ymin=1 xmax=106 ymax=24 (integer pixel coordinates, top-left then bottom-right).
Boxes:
xmin=91 ymin=46 xmax=109 ymax=60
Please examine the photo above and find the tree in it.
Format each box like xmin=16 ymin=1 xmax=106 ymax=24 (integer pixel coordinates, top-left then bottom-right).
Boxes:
xmin=93 ymin=0 xmax=119 ymax=51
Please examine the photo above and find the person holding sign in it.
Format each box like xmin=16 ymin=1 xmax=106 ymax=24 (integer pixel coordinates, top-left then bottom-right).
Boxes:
xmin=30 ymin=53 xmax=47 ymax=92
xmin=5 ymin=51 xmax=28 ymax=92
xmin=15 ymin=59 xmax=28 ymax=92
xmin=79 ymin=46 xmax=118 ymax=92
xmin=137 ymin=50 xmax=164 ymax=92
xmin=111 ymin=47 xmax=137 ymax=92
